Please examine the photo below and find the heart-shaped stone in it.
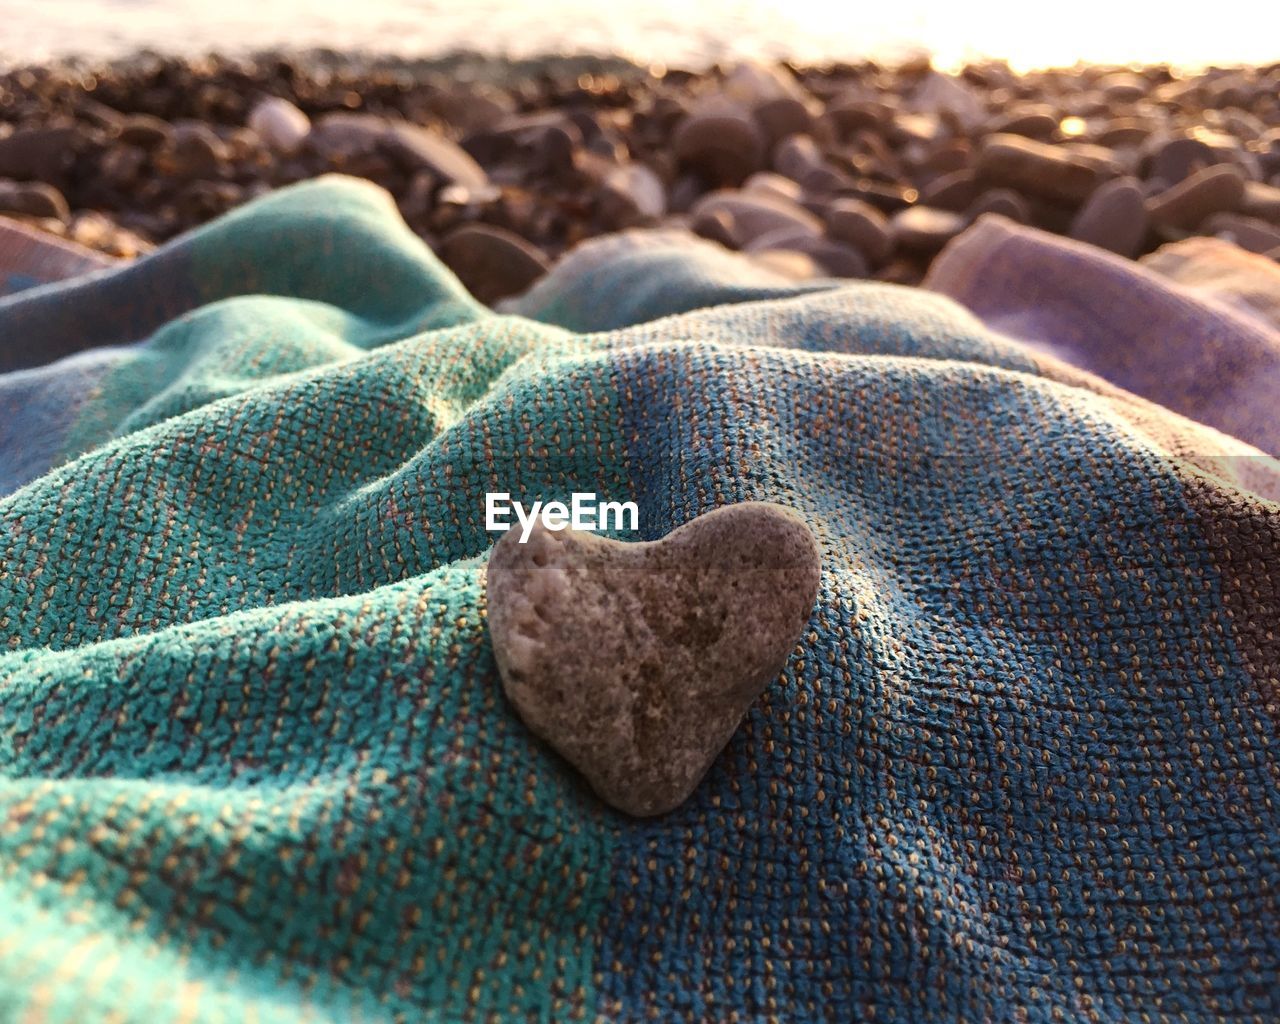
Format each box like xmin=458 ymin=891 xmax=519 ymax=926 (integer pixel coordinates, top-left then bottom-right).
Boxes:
xmin=485 ymin=501 xmax=821 ymax=816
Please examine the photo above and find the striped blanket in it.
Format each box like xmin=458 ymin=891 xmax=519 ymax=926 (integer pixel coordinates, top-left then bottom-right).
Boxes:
xmin=1 ymin=175 xmax=1277 ymax=1022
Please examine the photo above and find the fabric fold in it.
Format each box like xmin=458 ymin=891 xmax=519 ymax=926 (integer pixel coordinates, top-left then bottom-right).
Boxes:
xmin=1 ymin=176 xmax=1278 ymax=1023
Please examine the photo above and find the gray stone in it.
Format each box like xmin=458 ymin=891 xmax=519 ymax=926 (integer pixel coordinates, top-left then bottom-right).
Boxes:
xmin=978 ymin=133 xmax=1116 ymax=204
xmin=440 ymin=224 xmax=549 ymax=305
xmin=100 ymin=144 xmax=146 ymax=188
xmin=920 ymin=169 xmax=979 ymax=212
xmin=823 ymin=197 xmax=892 ymax=264
xmin=1202 ymin=213 xmax=1280 ymax=254
xmin=691 ymin=207 xmax=739 ymax=249
xmin=118 ymin=115 xmax=173 ymax=149
xmin=483 ymin=113 xmax=582 ymax=179
xmin=986 ymin=105 xmax=1059 ymax=140
xmin=772 ymin=133 xmax=825 ymax=185
xmin=891 ymin=205 xmax=968 ymax=254
xmin=1098 ymin=118 xmax=1155 ymax=148
xmin=742 ymin=171 xmax=805 ymax=204
xmin=383 ymin=123 xmax=489 ymax=188
xmin=743 ymin=224 xmax=823 ymax=253
xmin=689 ymin=189 xmax=822 ymax=248
xmin=786 ymin=237 xmax=870 ymax=278
xmin=307 ymin=112 xmax=390 ymax=160
xmin=753 ymin=97 xmax=814 ymax=146
xmin=1096 ymin=71 xmax=1147 ymax=103
xmin=673 ymin=107 xmax=765 ymax=187
xmin=0 ymin=179 xmax=70 ymax=220
xmin=1146 ymin=164 xmax=1245 ymax=230
xmin=599 ymin=162 xmax=667 ymax=225
xmin=1146 ymin=135 xmax=1217 ymax=185
xmin=908 ymin=72 xmax=986 ymax=131
xmin=163 ymin=123 xmax=228 ymax=178
xmin=1069 ymin=177 xmax=1149 ymax=256
xmin=749 ymin=249 xmax=823 ymax=278
xmin=248 ymin=97 xmax=310 ymax=154
xmin=821 ymin=94 xmax=893 ymax=138
xmin=1240 ymin=181 xmax=1280 ymax=224
xmin=486 ymin=502 xmax=821 ymax=817
xmin=967 ymin=188 xmax=1031 ymax=224
xmin=0 ymin=126 xmax=79 ymax=180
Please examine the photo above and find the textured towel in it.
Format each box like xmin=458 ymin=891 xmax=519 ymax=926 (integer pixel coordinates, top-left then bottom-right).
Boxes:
xmin=925 ymin=214 xmax=1280 ymax=457
xmin=1140 ymin=234 xmax=1280 ymax=335
xmin=0 ymin=215 xmax=115 ymax=299
xmin=1 ymin=176 xmax=1279 ymax=1023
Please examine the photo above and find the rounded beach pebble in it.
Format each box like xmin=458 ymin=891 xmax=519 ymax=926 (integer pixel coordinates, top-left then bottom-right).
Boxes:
xmin=485 ymin=501 xmax=822 ymax=817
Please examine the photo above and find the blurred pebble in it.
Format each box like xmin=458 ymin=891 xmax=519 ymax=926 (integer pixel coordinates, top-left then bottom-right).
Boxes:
xmin=978 ymin=133 xmax=1115 ymax=204
xmin=0 ymin=178 xmax=70 ymax=220
xmin=1201 ymin=212 xmax=1280 ymax=254
xmin=891 ymin=205 xmax=968 ymax=254
xmin=440 ymin=223 xmax=550 ymax=304
xmin=1146 ymin=164 xmax=1245 ymax=230
xmin=823 ymin=197 xmax=892 ymax=265
xmin=1070 ymin=177 xmax=1149 ymax=256
xmin=248 ymin=97 xmax=310 ymax=154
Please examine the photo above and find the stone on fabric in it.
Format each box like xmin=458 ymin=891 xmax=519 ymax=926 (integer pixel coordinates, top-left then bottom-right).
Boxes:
xmin=486 ymin=502 xmax=822 ymax=817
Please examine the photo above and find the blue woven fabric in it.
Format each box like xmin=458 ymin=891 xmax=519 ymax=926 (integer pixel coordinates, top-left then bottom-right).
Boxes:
xmin=1 ymin=176 xmax=1277 ymax=1022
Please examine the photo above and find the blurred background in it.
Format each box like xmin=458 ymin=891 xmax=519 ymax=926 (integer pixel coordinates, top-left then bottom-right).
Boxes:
xmin=2 ymin=0 xmax=1279 ymax=70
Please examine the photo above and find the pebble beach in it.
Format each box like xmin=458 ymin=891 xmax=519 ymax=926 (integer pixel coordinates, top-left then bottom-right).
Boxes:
xmin=2 ymin=51 xmax=1279 ymax=303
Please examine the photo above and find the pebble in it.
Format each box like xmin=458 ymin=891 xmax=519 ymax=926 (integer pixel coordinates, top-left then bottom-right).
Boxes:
xmin=753 ymin=97 xmax=814 ymax=146
xmin=1146 ymin=164 xmax=1245 ymax=230
xmin=987 ymin=105 xmax=1059 ymax=140
xmin=439 ymin=223 xmax=550 ymax=305
xmin=485 ymin=501 xmax=821 ymax=817
xmin=489 ymin=112 xmax=582 ymax=179
xmin=0 ymin=178 xmax=70 ymax=220
xmin=307 ymin=112 xmax=389 ymax=161
xmin=772 ymin=133 xmax=825 ymax=185
xmin=977 ymin=133 xmax=1115 ymax=204
xmin=1098 ymin=118 xmax=1155 ymax=148
xmin=100 ymin=144 xmax=146 ymax=188
xmin=1069 ymin=177 xmax=1149 ymax=257
xmin=788 ymin=237 xmax=870 ymax=278
xmin=891 ymin=205 xmax=968 ymax=254
xmin=383 ymin=123 xmax=489 ymax=188
xmin=162 ymin=123 xmax=228 ymax=179
xmin=743 ymin=224 xmax=824 ymax=253
xmin=0 ymin=125 xmax=79 ymax=180
xmin=248 ymin=97 xmax=310 ymax=155
xmin=118 ymin=114 xmax=174 ymax=149
xmin=823 ymin=197 xmax=892 ymax=264
xmin=909 ymin=71 xmax=986 ymax=131
xmin=1241 ymin=181 xmax=1280 ymax=224
xmin=1096 ymin=72 xmax=1147 ymax=103
xmin=689 ymin=189 xmax=822 ymax=248
xmin=1146 ymin=134 xmax=1216 ymax=185
xmin=742 ymin=171 xmax=804 ymax=204
xmin=821 ymin=95 xmax=892 ymax=138
xmin=437 ymin=182 xmax=502 ymax=207
xmin=673 ymin=106 xmax=765 ymax=187
xmin=723 ymin=60 xmax=809 ymax=108
xmin=749 ymin=249 xmax=822 ymax=278
xmin=920 ymin=169 xmax=979 ymax=212
xmin=1202 ymin=213 xmax=1280 ymax=255
xmin=967 ymin=188 xmax=1031 ymax=224
xmin=599 ymin=162 xmax=667 ymax=225
xmin=0 ymin=53 xmax=1274 ymax=274
xmin=691 ymin=206 xmax=738 ymax=249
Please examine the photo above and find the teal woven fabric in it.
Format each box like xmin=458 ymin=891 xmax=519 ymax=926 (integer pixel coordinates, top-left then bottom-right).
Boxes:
xmin=1 ymin=176 xmax=1279 ymax=1022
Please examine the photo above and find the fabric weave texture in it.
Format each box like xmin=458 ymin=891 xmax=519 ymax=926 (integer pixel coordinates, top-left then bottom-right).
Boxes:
xmin=1 ymin=176 xmax=1278 ymax=1023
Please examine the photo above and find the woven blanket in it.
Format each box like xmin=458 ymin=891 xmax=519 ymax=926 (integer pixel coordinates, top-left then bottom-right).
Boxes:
xmin=1 ymin=175 xmax=1278 ymax=1023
